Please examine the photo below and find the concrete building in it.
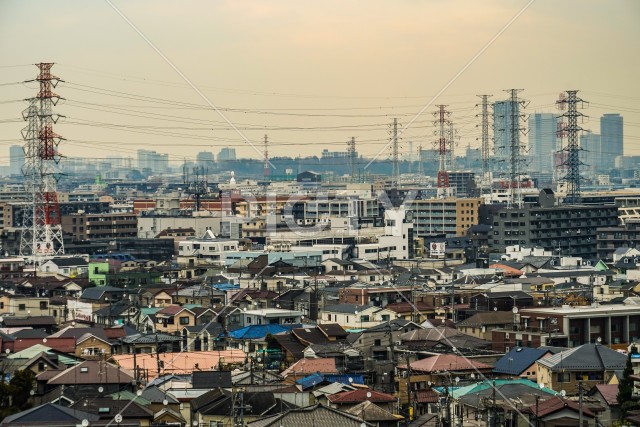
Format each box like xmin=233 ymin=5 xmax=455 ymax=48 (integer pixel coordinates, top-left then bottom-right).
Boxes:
xmin=409 ymin=197 xmax=482 ymax=238
xmin=177 ymin=230 xmax=239 ymax=267
xmin=218 ymin=147 xmax=236 ymax=162
xmin=580 ymin=131 xmax=601 ymax=176
xmin=528 ymin=113 xmax=558 ymax=173
xmin=61 ymin=212 xmax=138 ymax=241
xmin=9 ymin=145 xmax=24 ymax=176
xmin=600 ymin=113 xmax=623 ymax=170
xmin=489 ymin=190 xmax=618 ymax=258
xmin=493 ymin=98 xmax=520 ymax=175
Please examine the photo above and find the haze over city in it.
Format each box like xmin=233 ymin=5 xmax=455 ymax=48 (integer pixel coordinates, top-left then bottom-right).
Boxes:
xmin=1 ymin=0 xmax=639 ymax=165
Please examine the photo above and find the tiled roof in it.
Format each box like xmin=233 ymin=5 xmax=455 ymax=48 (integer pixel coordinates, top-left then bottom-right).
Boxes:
xmin=328 ymin=389 xmax=396 ymax=404
xmin=158 ymin=305 xmax=193 ymax=316
xmin=344 ymin=401 xmax=399 ymax=422
xmin=537 ymin=343 xmax=627 ymax=371
xmin=529 ymin=395 xmax=595 ymax=418
xmin=593 ymin=383 xmax=620 ymax=406
xmin=493 ymin=347 xmax=550 ymax=375
xmin=408 ymin=354 xmax=492 ymax=373
xmin=281 ymin=358 xmax=338 ymax=377
xmin=247 ymin=404 xmax=373 ymax=427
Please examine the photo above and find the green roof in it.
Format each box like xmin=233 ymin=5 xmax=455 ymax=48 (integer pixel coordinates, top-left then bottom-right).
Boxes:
xmin=140 ymin=307 xmax=162 ymax=316
xmin=7 ymin=344 xmax=81 ymax=366
xmin=450 ymin=379 xmax=555 ymax=399
xmin=109 ymin=390 xmax=151 ymax=406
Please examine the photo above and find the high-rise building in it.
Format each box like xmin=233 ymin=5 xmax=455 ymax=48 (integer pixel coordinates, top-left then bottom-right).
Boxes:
xmin=579 ymin=131 xmax=601 ymax=177
xmin=196 ymin=151 xmax=215 ymax=172
xmin=600 ymin=113 xmax=623 ymax=170
xmin=218 ymin=148 xmax=236 ymax=162
xmin=9 ymin=145 xmax=24 ymax=176
xmin=528 ymin=113 xmax=558 ymax=173
xmin=138 ymin=149 xmax=169 ymax=173
xmin=492 ymin=99 xmax=520 ymax=175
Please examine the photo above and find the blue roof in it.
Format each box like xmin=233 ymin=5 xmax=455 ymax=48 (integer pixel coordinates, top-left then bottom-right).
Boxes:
xmin=493 ymin=347 xmax=550 ymax=375
xmin=296 ymin=373 xmax=365 ymax=390
xmin=225 ymin=324 xmax=298 ymax=340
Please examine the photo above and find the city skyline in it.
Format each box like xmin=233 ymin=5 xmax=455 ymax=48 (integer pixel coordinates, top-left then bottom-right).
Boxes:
xmin=0 ymin=1 xmax=638 ymax=164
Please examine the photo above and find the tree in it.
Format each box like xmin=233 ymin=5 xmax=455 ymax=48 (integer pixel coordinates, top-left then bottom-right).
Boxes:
xmin=619 ymin=346 xmax=639 ymax=418
xmin=8 ymin=370 xmax=35 ymax=411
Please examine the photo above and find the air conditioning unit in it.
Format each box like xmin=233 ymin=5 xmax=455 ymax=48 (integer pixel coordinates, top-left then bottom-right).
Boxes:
xmin=505 ymin=333 xmax=510 ymax=339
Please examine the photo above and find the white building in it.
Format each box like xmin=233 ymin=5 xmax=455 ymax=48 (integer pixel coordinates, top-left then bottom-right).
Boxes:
xmin=177 ymin=230 xmax=239 ymax=267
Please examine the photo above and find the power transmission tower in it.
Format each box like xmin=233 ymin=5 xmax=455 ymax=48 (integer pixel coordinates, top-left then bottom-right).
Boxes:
xmin=504 ymin=89 xmax=528 ymax=209
xmin=263 ymin=134 xmax=270 ymax=178
xmin=390 ymin=118 xmax=400 ymax=185
xmin=20 ymin=63 xmax=65 ymax=261
xmin=557 ymin=90 xmax=586 ymax=204
xmin=347 ymin=136 xmax=357 ymax=180
xmin=448 ymin=122 xmax=456 ymax=171
xmin=433 ymin=105 xmax=451 ymax=198
xmin=554 ymin=92 xmax=568 ymax=189
xmin=476 ymin=94 xmax=492 ymax=192
xmin=183 ymin=163 xmax=208 ymax=211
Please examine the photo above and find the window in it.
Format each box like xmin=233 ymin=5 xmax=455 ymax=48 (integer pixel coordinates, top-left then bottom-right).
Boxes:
xmin=374 ymin=339 xmax=381 ymax=346
xmin=40 ymin=301 xmax=48 ymax=310
xmin=179 ymin=316 xmax=190 ymax=325
xmin=18 ymin=304 xmax=26 ymax=311
xmin=557 ymin=373 xmax=571 ymax=383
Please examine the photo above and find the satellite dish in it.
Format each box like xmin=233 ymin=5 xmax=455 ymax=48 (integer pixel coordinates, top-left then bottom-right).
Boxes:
xmin=81 ymin=420 xmax=89 ymax=427
xmin=98 ymin=386 xmax=104 ymax=393
xmin=366 ymin=392 xmax=372 ymax=398
xmin=512 ymin=307 xmax=518 ymax=314
xmin=539 ymin=383 xmax=545 ymax=389
xmin=114 ymin=414 xmax=123 ymax=423
xmin=560 ymin=390 xmax=566 ymax=397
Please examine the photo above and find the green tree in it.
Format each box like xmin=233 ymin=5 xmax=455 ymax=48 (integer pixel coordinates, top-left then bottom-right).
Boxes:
xmin=619 ymin=346 xmax=639 ymax=418
xmin=8 ymin=370 xmax=35 ymax=411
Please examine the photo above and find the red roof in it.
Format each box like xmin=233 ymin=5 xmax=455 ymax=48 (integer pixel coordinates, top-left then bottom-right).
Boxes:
xmin=281 ymin=357 xmax=337 ymax=377
xmin=594 ymin=384 xmax=619 ymax=406
xmin=408 ymin=354 xmax=492 ymax=373
xmin=529 ymin=396 xmax=595 ymax=418
xmin=414 ymin=389 xmax=439 ymax=403
xmin=328 ymin=389 xmax=396 ymax=404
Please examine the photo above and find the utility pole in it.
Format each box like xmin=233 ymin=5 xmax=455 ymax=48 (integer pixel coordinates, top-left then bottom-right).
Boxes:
xmin=578 ymin=380 xmax=583 ymax=427
xmin=155 ymin=333 xmax=161 ymax=377
xmin=406 ymin=352 xmax=413 ymax=421
xmin=557 ymin=90 xmax=586 ymax=204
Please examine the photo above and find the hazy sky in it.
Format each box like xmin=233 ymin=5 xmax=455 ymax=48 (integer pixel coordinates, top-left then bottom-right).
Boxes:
xmin=1 ymin=0 xmax=639 ymax=167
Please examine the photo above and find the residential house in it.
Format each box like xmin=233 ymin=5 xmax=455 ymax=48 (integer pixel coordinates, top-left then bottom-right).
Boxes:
xmin=156 ymin=305 xmax=197 ymax=334
xmin=38 ymin=257 xmax=88 ymax=278
xmin=536 ymin=343 xmax=627 ymax=395
xmin=492 ymin=347 xmax=552 ymax=380
xmin=320 ymin=304 xmax=398 ymax=329
xmin=456 ymin=311 xmax=515 ymax=340
xmin=246 ymin=404 xmax=370 ymax=427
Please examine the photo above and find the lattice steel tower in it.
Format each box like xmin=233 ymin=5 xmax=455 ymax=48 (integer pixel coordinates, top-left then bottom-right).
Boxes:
xmin=476 ymin=94 xmax=492 ymax=191
xmin=557 ymin=90 xmax=586 ymax=204
xmin=504 ymin=89 xmax=527 ymax=208
xmin=433 ymin=105 xmax=451 ymax=198
xmin=390 ymin=118 xmax=400 ymax=185
xmin=20 ymin=63 xmax=65 ymax=259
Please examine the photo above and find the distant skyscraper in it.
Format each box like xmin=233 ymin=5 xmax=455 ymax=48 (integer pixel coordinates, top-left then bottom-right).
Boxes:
xmin=137 ymin=149 xmax=169 ymax=173
xmin=196 ymin=151 xmax=215 ymax=172
xmin=580 ymin=131 xmax=601 ymax=176
xmin=528 ymin=113 xmax=558 ymax=173
xmin=492 ymin=99 xmax=520 ymax=175
xmin=218 ymin=147 xmax=236 ymax=162
xmin=9 ymin=145 xmax=24 ymax=176
xmin=600 ymin=113 xmax=623 ymax=170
